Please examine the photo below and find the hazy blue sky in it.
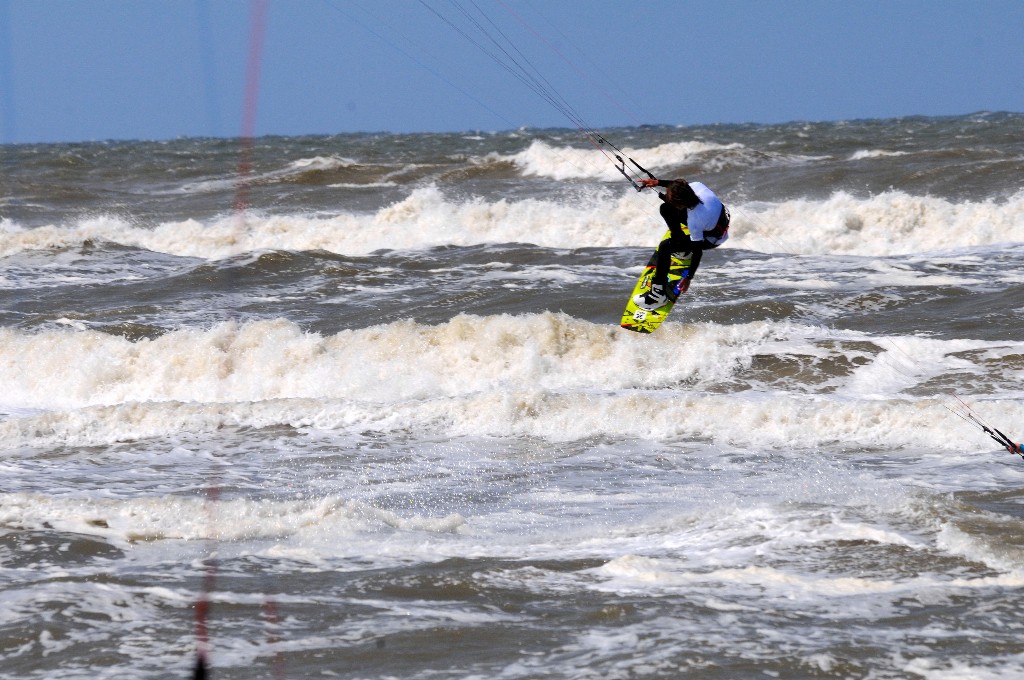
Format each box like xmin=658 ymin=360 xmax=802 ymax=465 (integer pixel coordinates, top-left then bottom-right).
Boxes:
xmin=1 ymin=0 xmax=1022 ymax=143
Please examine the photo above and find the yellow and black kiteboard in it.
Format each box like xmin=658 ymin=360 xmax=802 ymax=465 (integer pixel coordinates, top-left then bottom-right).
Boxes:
xmin=620 ymin=229 xmax=692 ymax=334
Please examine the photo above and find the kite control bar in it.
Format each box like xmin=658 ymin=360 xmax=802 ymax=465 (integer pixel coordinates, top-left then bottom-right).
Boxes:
xmin=595 ymin=134 xmax=657 ymax=191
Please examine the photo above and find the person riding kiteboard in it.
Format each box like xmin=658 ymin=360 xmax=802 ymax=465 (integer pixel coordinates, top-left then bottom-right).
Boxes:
xmin=632 ymin=177 xmax=731 ymax=311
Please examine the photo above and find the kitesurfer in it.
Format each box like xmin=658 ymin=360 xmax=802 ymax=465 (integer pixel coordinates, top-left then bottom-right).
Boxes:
xmin=632 ymin=178 xmax=731 ymax=310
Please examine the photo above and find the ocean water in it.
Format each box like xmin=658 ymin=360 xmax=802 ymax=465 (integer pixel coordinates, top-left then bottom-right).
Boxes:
xmin=1 ymin=113 xmax=1024 ymax=679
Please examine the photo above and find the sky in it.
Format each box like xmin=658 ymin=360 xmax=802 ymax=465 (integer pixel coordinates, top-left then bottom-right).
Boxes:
xmin=0 ymin=0 xmax=1022 ymax=144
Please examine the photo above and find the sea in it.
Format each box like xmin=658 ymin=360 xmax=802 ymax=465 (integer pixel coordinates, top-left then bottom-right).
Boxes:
xmin=2 ymin=113 xmax=1024 ymax=679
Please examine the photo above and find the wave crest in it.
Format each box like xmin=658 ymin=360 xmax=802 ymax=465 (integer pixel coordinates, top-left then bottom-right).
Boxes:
xmin=3 ymin=188 xmax=1023 ymax=260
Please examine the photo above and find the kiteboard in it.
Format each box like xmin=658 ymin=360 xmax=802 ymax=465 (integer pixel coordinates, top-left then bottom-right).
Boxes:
xmin=620 ymin=229 xmax=692 ymax=333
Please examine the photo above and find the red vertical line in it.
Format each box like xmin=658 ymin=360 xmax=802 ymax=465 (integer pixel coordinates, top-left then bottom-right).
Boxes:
xmin=236 ymin=2 xmax=278 ymax=673
xmin=263 ymin=598 xmax=285 ymax=680
xmin=192 ymin=3 xmax=269 ymax=677
xmin=193 ymin=483 xmax=221 ymax=679
xmin=234 ymin=0 xmax=269 ymax=216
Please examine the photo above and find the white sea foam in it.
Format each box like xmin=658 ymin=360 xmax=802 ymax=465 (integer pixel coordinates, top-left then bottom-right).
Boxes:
xmin=499 ymin=139 xmax=745 ymax=181
xmin=0 ymin=314 xmax=927 ymax=408
xmin=1 ymin=314 xmax=1019 ymax=450
xmin=286 ymin=155 xmax=357 ymax=172
xmin=176 ymin=155 xmax=358 ymax=194
xmin=5 ymin=388 xmax=1014 ymax=451
xmin=731 ymin=190 xmax=1024 ymax=256
xmin=593 ymin=557 xmax=1024 ymax=597
xmin=848 ymin=149 xmax=911 ymax=160
xmin=2 ymin=187 xmax=1022 ymax=260
xmin=0 ymin=492 xmax=464 ymax=545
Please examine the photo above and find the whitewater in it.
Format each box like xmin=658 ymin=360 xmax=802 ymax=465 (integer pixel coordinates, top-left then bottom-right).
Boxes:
xmin=2 ymin=114 xmax=1024 ymax=679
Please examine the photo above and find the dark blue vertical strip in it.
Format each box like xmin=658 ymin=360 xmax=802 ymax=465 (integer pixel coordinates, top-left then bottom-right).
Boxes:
xmin=0 ymin=0 xmax=16 ymax=144
xmin=195 ymin=0 xmax=223 ymax=138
